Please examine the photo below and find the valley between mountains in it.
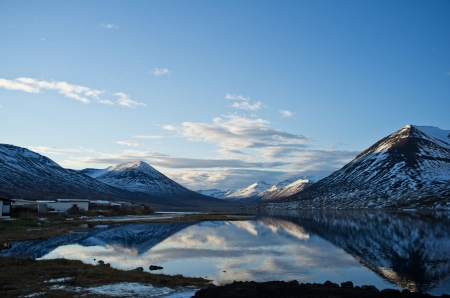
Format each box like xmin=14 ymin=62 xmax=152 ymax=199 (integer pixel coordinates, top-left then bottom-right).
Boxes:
xmin=1 ymin=125 xmax=450 ymax=210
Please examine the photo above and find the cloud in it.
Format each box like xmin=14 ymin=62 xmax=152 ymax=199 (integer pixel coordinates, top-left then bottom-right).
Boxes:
xmin=0 ymin=78 xmax=40 ymax=93
xmin=152 ymin=68 xmax=170 ymax=76
xmin=279 ymin=110 xmax=294 ymax=118
xmin=114 ymin=92 xmax=146 ymax=107
xmin=101 ymin=23 xmax=118 ymax=29
xmin=231 ymin=101 xmax=263 ymax=111
xmin=0 ymin=77 xmax=103 ymax=104
xmin=28 ymin=146 xmax=95 ymax=156
xmin=225 ymin=93 xmax=250 ymax=101
xmin=164 ymin=115 xmax=310 ymax=156
xmin=226 ymin=93 xmax=264 ymax=111
xmin=134 ymin=135 xmax=164 ymax=139
xmin=115 ymin=141 xmax=140 ymax=147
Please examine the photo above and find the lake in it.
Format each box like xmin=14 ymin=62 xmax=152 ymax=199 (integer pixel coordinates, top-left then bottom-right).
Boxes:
xmin=2 ymin=210 xmax=450 ymax=295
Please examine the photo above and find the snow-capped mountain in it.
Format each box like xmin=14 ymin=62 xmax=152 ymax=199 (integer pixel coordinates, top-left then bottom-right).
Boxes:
xmin=265 ymin=125 xmax=450 ymax=210
xmin=224 ymin=181 xmax=272 ymax=200
xmin=81 ymin=161 xmax=190 ymax=196
xmin=196 ymin=189 xmax=235 ymax=199
xmin=0 ymin=144 xmax=142 ymax=201
xmin=80 ymin=161 xmax=233 ymax=208
xmin=255 ymin=178 xmax=315 ymax=201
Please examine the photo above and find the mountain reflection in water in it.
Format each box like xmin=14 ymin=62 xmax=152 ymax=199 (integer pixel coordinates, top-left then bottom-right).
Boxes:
xmin=2 ymin=211 xmax=450 ymax=295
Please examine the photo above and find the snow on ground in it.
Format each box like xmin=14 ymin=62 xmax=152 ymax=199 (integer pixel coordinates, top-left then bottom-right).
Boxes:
xmin=48 ymin=282 xmax=198 ymax=297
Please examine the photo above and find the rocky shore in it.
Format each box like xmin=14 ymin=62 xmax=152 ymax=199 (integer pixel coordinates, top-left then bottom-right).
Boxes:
xmin=194 ymin=280 xmax=450 ymax=298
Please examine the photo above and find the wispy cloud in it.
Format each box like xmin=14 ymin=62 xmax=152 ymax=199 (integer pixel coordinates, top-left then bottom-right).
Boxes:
xmin=232 ymin=101 xmax=263 ymax=111
xmin=152 ymin=68 xmax=170 ymax=76
xmin=28 ymin=146 xmax=95 ymax=156
xmin=226 ymin=93 xmax=264 ymax=111
xmin=0 ymin=77 xmax=145 ymax=108
xmin=115 ymin=140 xmax=140 ymax=147
xmin=164 ymin=114 xmax=311 ymax=159
xmin=114 ymin=92 xmax=146 ymax=107
xmin=101 ymin=23 xmax=118 ymax=29
xmin=0 ymin=77 xmax=98 ymax=103
xmin=134 ymin=135 xmax=164 ymax=139
xmin=225 ymin=93 xmax=250 ymax=101
xmin=279 ymin=110 xmax=294 ymax=118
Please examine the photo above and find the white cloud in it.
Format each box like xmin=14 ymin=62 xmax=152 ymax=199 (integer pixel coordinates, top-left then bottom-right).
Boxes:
xmin=279 ymin=110 xmax=294 ymax=118
xmin=164 ymin=115 xmax=310 ymax=156
xmin=152 ymin=68 xmax=170 ymax=76
xmin=0 ymin=77 xmax=103 ymax=104
xmin=115 ymin=140 xmax=140 ymax=147
xmin=226 ymin=93 xmax=264 ymax=111
xmin=231 ymin=101 xmax=263 ymax=111
xmin=114 ymin=92 xmax=146 ymax=107
xmin=101 ymin=23 xmax=118 ymax=29
xmin=0 ymin=78 xmax=40 ymax=93
xmin=134 ymin=135 xmax=164 ymax=139
xmin=28 ymin=146 xmax=95 ymax=156
xmin=225 ymin=93 xmax=250 ymax=101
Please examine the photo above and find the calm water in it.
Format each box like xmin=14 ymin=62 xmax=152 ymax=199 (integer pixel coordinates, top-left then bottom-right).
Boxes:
xmin=3 ymin=210 xmax=450 ymax=295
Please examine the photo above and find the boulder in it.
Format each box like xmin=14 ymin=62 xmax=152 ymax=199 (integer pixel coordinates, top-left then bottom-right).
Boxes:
xmin=149 ymin=265 xmax=163 ymax=270
xmin=131 ymin=267 xmax=144 ymax=272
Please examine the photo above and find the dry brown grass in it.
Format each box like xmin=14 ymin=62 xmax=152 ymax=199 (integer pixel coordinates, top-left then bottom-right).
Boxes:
xmin=0 ymin=256 xmax=210 ymax=297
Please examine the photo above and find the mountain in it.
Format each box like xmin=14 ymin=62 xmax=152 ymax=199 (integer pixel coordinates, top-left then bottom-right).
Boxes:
xmin=255 ymin=178 xmax=314 ymax=201
xmin=0 ymin=143 xmax=149 ymax=202
xmin=224 ymin=181 xmax=272 ymax=200
xmin=80 ymin=161 xmax=235 ymax=209
xmin=265 ymin=125 xmax=450 ymax=210
xmin=196 ymin=189 xmax=235 ymax=199
xmin=81 ymin=161 xmax=191 ymax=197
xmin=0 ymin=144 xmax=235 ymax=209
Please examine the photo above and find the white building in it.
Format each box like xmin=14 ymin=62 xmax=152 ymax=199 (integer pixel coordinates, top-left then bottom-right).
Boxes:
xmin=41 ymin=199 xmax=90 ymax=212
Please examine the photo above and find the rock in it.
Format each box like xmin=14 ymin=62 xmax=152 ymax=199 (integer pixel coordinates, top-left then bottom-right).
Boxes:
xmin=340 ymin=281 xmax=353 ymax=288
xmin=131 ymin=267 xmax=144 ymax=272
xmin=149 ymin=265 xmax=163 ymax=270
xmin=97 ymin=260 xmax=104 ymax=265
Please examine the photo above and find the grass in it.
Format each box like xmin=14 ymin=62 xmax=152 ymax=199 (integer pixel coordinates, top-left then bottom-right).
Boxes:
xmin=0 ymin=256 xmax=210 ymax=297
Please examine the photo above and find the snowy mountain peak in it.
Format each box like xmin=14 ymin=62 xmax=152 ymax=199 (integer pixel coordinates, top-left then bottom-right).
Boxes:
xmin=0 ymin=144 xmax=60 ymax=168
xmin=225 ymin=180 xmax=272 ymax=199
xmin=271 ymin=124 xmax=450 ymax=210
xmin=107 ymin=160 xmax=161 ymax=176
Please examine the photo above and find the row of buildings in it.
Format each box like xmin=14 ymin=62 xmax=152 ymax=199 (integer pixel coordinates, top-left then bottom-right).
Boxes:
xmin=0 ymin=197 xmax=131 ymax=219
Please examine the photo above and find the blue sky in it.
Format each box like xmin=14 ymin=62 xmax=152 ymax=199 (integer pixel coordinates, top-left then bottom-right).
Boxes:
xmin=1 ymin=0 xmax=449 ymax=190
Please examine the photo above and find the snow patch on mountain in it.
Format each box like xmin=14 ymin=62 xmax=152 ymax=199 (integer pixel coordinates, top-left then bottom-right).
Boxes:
xmin=224 ymin=181 xmax=272 ymax=200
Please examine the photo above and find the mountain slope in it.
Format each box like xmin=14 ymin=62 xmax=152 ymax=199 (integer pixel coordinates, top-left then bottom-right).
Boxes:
xmin=266 ymin=125 xmax=450 ymax=210
xmin=0 ymin=144 xmax=155 ymax=202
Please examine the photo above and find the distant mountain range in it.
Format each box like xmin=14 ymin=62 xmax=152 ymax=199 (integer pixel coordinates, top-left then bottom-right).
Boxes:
xmin=2 ymin=124 xmax=449 ymax=210
xmin=197 ymin=177 xmax=320 ymax=203
xmin=263 ymin=125 xmax=450 ymax=210
xmin=0 ymin=144 xmax=233 ymax=210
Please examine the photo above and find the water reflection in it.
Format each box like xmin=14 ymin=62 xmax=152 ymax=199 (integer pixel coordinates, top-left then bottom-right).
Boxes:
xmin=2 ymin=211 xmax=450 ymax=295
xmin=267 ymin=210 xmax=450 ymax=295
